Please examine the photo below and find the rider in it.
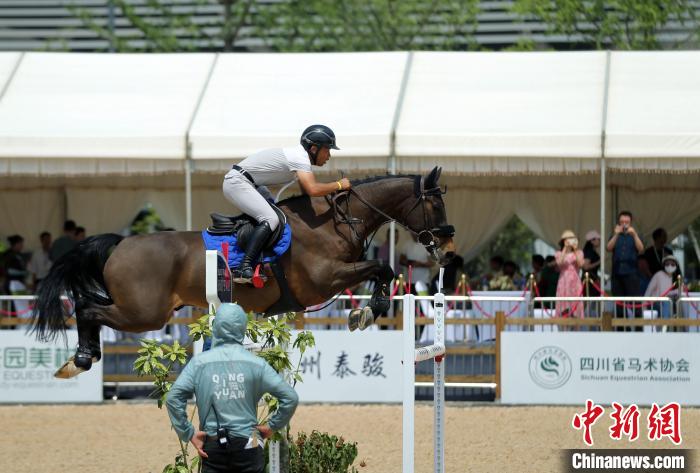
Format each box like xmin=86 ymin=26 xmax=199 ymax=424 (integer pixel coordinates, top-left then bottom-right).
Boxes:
xmin=223 ymin=124 xmax=351 ymax=284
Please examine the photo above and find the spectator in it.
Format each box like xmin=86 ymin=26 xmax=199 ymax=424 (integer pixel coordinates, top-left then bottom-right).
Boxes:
xmin=75 ymin=226 xmax=87 ymax=242
xmin=3 ymin=235 xmax=29 ymax=321
xmin=555 ymin=230 xmax=584 ymax=318
xmin=531 ymin=254 xmax=545 ymax=285
xmin=582 ymin=231 xmax=601 ymax=296
xmin=481 ymin=256 xmax=504 ymax=289
xmin=645 ymin=255 xmax=681 ymax=322
xmin=488 ymin=256 xmax=504 ymax=280
xmin=166 ymin=304 xmax=298 ymax=473
xmin=538 ymin=255 xmax=559 ymax=309
xmin=27 ymin=232 xmax=52 ymax=292
xmin=504 ymin=260 xmax=525 ymax=290
xmin=377 ymin=229 xmax=401 ymax=270
xmin=50 ymin=220 xmax=78 ymax=261
xmin=606 ymin=210 xmax=644 ymax=330
xmin=401 ymin=234 xmax=434 ymax=293
xmin=643 ymin=227 xmax=672 ymax=276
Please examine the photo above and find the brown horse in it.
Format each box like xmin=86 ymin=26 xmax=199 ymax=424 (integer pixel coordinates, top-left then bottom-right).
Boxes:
xmin=32 ymin=167 xmax=454 ymax=377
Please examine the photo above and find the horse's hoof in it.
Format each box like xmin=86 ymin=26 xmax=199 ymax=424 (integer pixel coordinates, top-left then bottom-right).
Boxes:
xmin=74 ymin=349 xmax=94 ymax=370
xmin=54 ymin=357 xmax=86 ymax=379
xmin=358 ymin=307 xmax=374 ymax=331
xmin=348 ymin=309 xmax=362 ymax=332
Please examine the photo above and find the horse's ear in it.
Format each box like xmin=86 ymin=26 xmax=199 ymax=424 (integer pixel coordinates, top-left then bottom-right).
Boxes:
xmin=425 ymin=166 xmax=441 ymax=189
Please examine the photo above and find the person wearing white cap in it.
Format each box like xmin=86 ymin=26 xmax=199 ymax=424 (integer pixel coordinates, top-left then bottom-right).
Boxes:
xmin=555 ymin=229 xmax=584 ymax=318
xmin=645 ymin=255 xmax=681 ymax=325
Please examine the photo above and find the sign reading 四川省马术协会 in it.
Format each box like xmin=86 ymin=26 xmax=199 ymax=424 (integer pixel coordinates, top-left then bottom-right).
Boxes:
xmin=0 ymin=331 xmax=102 ymax=403
xmin=501 ymin=333 xmax=699 ymax=405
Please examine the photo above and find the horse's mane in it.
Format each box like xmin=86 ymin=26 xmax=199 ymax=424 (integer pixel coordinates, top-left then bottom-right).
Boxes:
xmin=277 ymin=174 xmax=420 ymax=208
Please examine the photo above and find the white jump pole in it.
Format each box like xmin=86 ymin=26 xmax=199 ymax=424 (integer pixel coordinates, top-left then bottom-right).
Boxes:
xmin=434 ymin=271 xmax=446 ymax=473
xmin=403 ymin=268 xmax=446 ymax=473
xmin=197 ymin=249 xmax=221 ymax=355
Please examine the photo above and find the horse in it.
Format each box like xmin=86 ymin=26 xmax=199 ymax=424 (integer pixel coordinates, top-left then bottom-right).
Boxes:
xmin=31 ymin=167 xmax=455 ymax=377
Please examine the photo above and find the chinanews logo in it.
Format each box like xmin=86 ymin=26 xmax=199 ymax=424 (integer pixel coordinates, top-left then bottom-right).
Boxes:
xmin=529 ymin=346 xmax=572 ymax=389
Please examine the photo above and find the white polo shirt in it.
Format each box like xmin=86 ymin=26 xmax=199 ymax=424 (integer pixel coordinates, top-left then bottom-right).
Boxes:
xmin=237 ymin=145 xmax=312 ymax=186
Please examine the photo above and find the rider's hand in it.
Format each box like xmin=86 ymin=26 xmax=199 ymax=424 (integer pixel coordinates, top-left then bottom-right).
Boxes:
xmin=627 ymin=226 xmax=637 ymax=236
xmin=339 ymin=178 xmax=351 ymax=190
xmin=614 ymin=225 xmax=623 ymax=235
xmin=256 ymin=424 xmax=274 ymax=439
xmin=190 ymin=430 xmax=208 ymax=458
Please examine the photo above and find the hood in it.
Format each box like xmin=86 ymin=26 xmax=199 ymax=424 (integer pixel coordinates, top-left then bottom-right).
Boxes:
xmin=211 ymin=303 xmax=247 ymax=347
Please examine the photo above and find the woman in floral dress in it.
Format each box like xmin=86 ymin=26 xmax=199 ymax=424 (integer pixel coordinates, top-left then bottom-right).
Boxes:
xmin=555 ymin=230 xmax=584 ymax=318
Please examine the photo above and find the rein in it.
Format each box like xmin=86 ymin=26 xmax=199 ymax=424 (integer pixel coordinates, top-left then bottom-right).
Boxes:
xmin=340 ymin=177 xmax=455 ymax=257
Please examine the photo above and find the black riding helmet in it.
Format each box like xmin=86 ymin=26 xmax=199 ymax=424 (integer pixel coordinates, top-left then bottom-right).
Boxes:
xmin=300 ymin=124 xmax=340 ymax=164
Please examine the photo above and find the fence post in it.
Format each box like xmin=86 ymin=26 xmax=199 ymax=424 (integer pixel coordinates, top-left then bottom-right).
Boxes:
xmin=433 ymin=289 xmax=445 ymax=473
xmin=397 ymin=274 xmax=406 ymax=331
xmin=602 ymin=312 xmax=613 ymax=331
xmin=495 ymin=310 xmax=505 ymax=400
xmin=402 ymin=294 xmax=416 ymax=473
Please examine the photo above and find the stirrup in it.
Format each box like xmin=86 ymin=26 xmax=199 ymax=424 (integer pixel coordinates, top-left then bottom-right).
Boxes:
xmin=233 ymin=265 xmax=254 ymax=284
xmin=252 ymin=264 xmax=265 ymax=289
xmin=233 ymin=264 xmax=267 ymax=286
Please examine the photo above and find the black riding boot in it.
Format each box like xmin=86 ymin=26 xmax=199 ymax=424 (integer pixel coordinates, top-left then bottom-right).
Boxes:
xmin=233 ymin=222 xmax=272 ymax=284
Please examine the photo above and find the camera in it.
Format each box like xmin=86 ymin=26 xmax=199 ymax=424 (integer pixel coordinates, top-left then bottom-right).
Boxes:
xmin=217 ymin=427 xmax=229 ymax=447
xmin=622 ymin=224 xmax=629 ymax=233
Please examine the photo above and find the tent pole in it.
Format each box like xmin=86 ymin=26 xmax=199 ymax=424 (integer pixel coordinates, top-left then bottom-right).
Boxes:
xmin=388 ymin=51 xmax=414 ymax=273
xmin=599 ymin=50 xmax=612 ymax=285
xmin=185 ymin=153 xmax=192 ymax=231
xmin=183 ymin=53 xmax=219 ymax=232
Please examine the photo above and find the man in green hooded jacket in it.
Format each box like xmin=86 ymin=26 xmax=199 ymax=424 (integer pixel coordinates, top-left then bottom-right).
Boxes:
xmin=166 ymin=303 xmax=299 ymax=473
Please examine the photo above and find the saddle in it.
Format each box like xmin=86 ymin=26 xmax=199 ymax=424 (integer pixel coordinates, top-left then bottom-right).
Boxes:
xmin=207 ymin=205 xmax=287 ymax=249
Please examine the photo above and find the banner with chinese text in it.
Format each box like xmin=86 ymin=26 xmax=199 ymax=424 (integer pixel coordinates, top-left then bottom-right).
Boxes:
xmin=502 ymin=332 xmax=699 ymax=405
xmin=0 ymin=331 xmax=102 ymax=403
xmin=291 ymin=330 xmax=402 ymax=403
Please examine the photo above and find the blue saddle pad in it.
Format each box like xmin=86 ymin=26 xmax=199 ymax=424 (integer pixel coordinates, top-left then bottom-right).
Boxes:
xmin=201 ymin=224 xmax=292 ymax=269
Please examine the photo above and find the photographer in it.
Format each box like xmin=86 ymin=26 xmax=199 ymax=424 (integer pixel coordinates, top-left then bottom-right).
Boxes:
xmin=606 ymin=211 xmax=644 ymax=331
xmin=555 ymin=230 xmax=584 ymax=318
xmin=166 ymin=303 xmax=298 ymax=473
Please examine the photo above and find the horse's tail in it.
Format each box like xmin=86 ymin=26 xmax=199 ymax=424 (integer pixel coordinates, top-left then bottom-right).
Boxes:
xmin=31 ymin=233 xmax=124 ymax=342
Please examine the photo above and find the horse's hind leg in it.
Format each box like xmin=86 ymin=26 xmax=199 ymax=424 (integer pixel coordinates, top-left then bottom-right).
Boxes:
xmin=55 ymin=301 xmax=104 ymax=379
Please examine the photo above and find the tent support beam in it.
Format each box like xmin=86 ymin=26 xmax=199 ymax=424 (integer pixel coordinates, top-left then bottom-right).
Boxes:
xmin=183 ymin=53 xmax=220 ymax=231
xmin=388 ymin=51 xmax=414 ymax=273
xmin=185 ymin=155 xmax=192 ymax=231
xmin=600 ymin=50 xmax=612 ymax=284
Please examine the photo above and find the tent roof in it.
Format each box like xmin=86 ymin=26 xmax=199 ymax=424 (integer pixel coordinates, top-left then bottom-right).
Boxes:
xmin=396 ymin=51 xmax=607 ymax=161
xmin=188 ymin=52 xmax=408 ymax=171
xmin=0 ymin=52 xmax=21 ymax=91
xmin=606 ymin=51 xmax=700 ymax=159
xmin=0 ymin=51 xmax=699 ymax=175
xmin=0 ymin=52 xmax=215 ymax=160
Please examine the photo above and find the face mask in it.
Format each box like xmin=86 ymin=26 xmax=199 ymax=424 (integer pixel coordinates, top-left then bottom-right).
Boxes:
xmin=665 ymin=265 xmax=677 ymax=274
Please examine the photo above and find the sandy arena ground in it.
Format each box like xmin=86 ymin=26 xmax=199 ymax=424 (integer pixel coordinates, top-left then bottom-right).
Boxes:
xmin=0 ymin=403 xmax=697 ymax=473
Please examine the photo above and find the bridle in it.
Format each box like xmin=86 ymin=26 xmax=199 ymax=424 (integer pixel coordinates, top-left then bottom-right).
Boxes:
xmin=330 ymin=175 xmax=455 ymax=260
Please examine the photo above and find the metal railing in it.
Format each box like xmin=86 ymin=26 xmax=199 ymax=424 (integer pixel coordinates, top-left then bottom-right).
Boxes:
xmin=2 ymin=293 xmax=699 ymax=400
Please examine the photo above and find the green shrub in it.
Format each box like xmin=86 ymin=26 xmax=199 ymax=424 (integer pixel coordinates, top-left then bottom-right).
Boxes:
xmin=289 ymin=431 xmax=359 ymax=473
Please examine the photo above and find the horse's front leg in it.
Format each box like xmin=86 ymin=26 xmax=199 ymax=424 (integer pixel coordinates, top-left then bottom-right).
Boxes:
xmin=329 ymin=260 xmax=394 ymax=331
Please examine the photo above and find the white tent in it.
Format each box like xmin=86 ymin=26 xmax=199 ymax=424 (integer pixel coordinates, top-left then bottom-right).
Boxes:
xmin=0 ymin=51 xmax=698 ymax=269
xmin=189 ymin=52 xmax=408 ymax=173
